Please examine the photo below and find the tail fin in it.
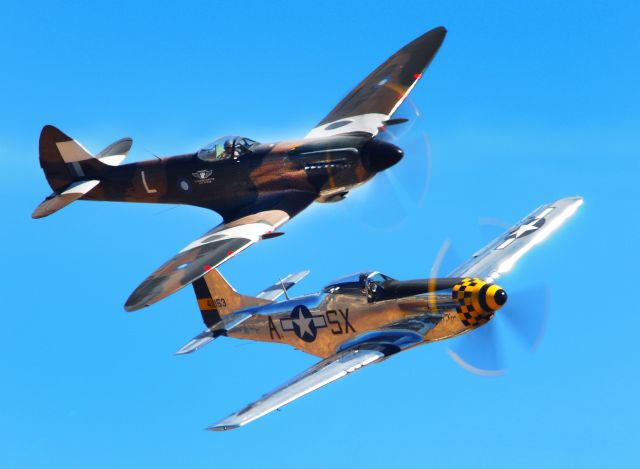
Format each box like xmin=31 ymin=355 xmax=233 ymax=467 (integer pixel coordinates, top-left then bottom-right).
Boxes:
xmin=192 ymin=269 xmax=270 ymax=328
xmin=177 ymin=270 xmax=273 ymax=355
xmin=33 ymin=125 xmax=132 ymax=218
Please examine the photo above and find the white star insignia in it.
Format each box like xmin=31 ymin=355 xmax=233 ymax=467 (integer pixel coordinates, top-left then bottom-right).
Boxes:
xmin=293 ymin=312 xmax=313 ymax=338
xmin=512 ymin=222 xmax=539 ymax=238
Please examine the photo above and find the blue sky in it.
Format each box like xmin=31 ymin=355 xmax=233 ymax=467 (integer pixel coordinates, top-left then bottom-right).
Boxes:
xmin=1 ymin=0 xmax=638 ymax=467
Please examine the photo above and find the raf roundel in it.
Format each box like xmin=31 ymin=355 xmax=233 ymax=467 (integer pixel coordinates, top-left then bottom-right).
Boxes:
xmin=178 ymin=178 xmax=191 ymax=192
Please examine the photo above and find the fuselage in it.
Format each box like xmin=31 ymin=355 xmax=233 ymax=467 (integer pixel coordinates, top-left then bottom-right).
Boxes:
xmin=222 ymin=275 xmax=507 ymax=358
xmin=81 ymin=134 xmax=403 ymax=219
xmin=226 ymin=289 xmax=468 ymax=358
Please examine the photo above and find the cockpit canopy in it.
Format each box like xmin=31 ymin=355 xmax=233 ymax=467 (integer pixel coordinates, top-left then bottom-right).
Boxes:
xmin=197 ymin=135 xmax=260 ymax=162
xmin=322 ymin=271 xmax=393 ymax=295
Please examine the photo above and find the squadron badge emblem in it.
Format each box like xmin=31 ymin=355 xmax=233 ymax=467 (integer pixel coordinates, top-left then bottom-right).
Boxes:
xmin=192 ymin=169 xmax=214 ymax=184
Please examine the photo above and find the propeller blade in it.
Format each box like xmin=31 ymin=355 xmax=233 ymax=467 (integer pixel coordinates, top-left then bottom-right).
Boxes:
xmin=477 ymin=216 xmax=510 ymax=245
xmin=500 ymin=285 xmax=550 ymax=351
xmin=346 ymin=98 xmax=432 ymax=230
xmin=430 ymin=238 xmax=464 ymax=279
xmin=447 ymin=320 xmax=505 ymax=376
xmin=439 ymin=217 xmax=550 ymax=375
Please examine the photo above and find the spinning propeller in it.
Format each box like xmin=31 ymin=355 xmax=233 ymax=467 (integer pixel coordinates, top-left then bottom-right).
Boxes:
xmin=346 ymin=98 xmax=432 ymax=229
xmin=431 ymin=228 xmax=550 ymax=376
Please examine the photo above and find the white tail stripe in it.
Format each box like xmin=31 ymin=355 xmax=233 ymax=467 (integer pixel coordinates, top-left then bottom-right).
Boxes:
xmin=61 ymin=179 xmax=101 ymax=195
xmin=98 ymin=154 xmax=127 ymax=166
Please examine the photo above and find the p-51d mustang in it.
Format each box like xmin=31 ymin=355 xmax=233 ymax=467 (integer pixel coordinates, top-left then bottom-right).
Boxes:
xmin=32 ymin=27 xmax=447 ymax=311
xmin=174 ymin=196 xmax=583 ymax=431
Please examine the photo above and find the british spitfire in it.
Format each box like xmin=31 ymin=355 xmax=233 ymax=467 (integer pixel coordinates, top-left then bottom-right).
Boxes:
xmin=173 ymin=197 xmax=583 ymax=431
xmin=32 ymin=27 xmax=447 ymax=311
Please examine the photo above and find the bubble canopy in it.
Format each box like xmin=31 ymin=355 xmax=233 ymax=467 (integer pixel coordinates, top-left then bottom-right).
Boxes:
xmin=322 ymin=271 xmax=394 ymax=295
xmin=197 ymin=135 xmax=260 ymax=161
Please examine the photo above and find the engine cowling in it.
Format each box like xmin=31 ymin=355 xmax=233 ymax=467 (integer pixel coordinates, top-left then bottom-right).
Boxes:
xmin=452 ymin=278 xmax=507 ymax=327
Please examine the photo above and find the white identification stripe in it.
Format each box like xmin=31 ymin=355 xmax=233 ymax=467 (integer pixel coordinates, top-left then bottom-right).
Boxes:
xmin=98 ymin=154 xmax=127 ymax=166
xmin=305 ymin=112 xmax=388 ymax=138
xmin=179 ymin=222 xmax=277 ymax=253
xmin=61 ymin=179 xmax=101 ymax=195
xmin=56 ymin=140 xmax=94 ymax=163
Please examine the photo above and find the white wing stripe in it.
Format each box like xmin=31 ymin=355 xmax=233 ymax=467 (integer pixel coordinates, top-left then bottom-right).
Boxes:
xmin=305 ymin=112 xmax=387 ymax=139
xmin=179 ymin=221 xmax=276 ymax=253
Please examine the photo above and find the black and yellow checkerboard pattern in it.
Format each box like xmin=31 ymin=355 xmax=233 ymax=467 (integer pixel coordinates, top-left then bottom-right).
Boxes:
xmin=452 ymin=278 xmax=494 ymax=327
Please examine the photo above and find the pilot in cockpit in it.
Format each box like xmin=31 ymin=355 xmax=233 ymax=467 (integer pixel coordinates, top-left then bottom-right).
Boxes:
xmin=198 ymin=136 xmax=260 ymax=162
xmin=221 ymin=139 xmax=236 ymax=160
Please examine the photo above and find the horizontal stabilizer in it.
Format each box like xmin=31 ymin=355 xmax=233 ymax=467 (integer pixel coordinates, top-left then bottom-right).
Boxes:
xmin=32 ymin=180 xmax=100 ymax=219
xmin=175 ymin=330 xmax=216 ymax=355
xmin=256 ymin=270 xmax=310 ymax=301
xmin=38 ymin=125 xmax=131 ymax=193
xmin=95 ymin=137 xmax=133 ymax=166
xmin=34 ymin=125 xmax=133 ymax=219
xmin=176 ymin=311 xmax=254 ymax=355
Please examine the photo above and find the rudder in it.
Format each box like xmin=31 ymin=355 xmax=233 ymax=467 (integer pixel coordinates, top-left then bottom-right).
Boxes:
xmin=39 ymin=125 xmax=132 ymax=192
xmin=33 ymin=125 xmax=132 ymax=218
xmin=192 ymin=269 xmax=270 ymax=328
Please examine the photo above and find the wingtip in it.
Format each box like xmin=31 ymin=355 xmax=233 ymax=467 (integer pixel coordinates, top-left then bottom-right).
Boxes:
xmin=429 ymin=26 xmax=448 ymax=39
xmin=123 ymin=302 xmax=143 ymax=313
xmin=174 ymin=346 xmax=194 ymax=356
xmin=31 ymin=207 xmax=46 ymax=219
xmin=559 ymin=195 xmax=584 ymax=206
xmin=124 ymin=290 xmax=151 ymax=312
xmin=206 ymin=424 xmax=240 ymax=432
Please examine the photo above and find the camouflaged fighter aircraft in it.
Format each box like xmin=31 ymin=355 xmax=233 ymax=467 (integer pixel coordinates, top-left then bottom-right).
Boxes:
xmin=32 ymin=27 xmax=447 ymax=311
xmin=174 ymin=196 xmax=583 ymax=431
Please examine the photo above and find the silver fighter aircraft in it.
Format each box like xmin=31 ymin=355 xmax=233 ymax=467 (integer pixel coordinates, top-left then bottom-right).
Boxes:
xmin=176 ymin=196 xmax=583 ymax=430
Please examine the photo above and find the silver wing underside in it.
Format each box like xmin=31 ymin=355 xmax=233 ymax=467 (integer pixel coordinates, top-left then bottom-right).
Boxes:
xmin=448 ymin=196 xmax=584 ymax=282
xmin=207 ymin=197 xmax=583 ymax=431
xmin=209 ymin=348 xmax=385 ymax=431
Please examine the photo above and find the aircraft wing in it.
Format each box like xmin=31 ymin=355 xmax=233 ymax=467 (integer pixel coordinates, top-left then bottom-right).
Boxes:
xmin=125 ymin=191 xmax=316 ymax=311
xmin=306 ymin=27 xmax=446 ymax=139
xmin=208 ymin=349 xmax=384 ymax=431
xmin=208 ymin=329 xmax=424 ymax=431
xmin=448 ymin=196 xmax=584 ymax=283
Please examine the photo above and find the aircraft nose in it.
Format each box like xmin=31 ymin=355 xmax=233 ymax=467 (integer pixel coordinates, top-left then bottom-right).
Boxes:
xmin=362 ymin=139 xmax=404 ymax=173
xmin=494 ymin=289 xmax=508 ymax=306
xmin=485 ymin=285 xmax=508 ymax=311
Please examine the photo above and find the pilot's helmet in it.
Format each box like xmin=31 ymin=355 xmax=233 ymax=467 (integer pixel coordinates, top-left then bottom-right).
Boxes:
xmin=223 ymin=139 xmax=234 ymax=152
xmin=359 ymin=273 xmax=368 ymax=291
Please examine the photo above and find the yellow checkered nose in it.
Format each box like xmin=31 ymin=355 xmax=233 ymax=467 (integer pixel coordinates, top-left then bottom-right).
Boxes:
xmin=452 ymin=278 xmax=508 ymax=327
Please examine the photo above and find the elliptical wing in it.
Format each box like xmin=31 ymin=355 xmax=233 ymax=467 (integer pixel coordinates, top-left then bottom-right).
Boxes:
xmin=306 ymin=27 xmax=446 ymax=138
